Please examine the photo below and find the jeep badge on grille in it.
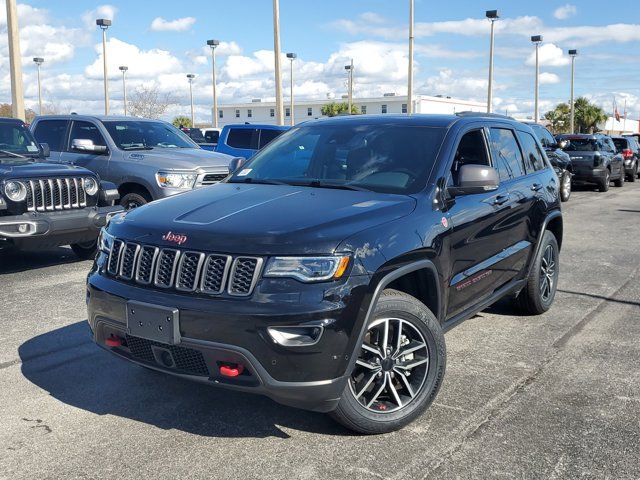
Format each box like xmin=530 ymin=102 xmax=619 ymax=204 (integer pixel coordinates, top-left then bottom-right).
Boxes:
xmin=162 ymin=231 xmax=188 ymax=245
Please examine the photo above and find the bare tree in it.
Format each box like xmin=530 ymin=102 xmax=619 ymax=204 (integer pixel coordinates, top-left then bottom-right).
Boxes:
xmin=127 ymin=85 xmax=176 ymax=119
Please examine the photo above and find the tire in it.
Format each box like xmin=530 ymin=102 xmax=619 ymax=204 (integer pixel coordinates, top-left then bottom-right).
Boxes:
xmin=598 ymin=170 xmax=610 ymax=192
xmin=70 ymin=240 xmax=98 ymax=260
xmin=515 ymin=231 xmax=559 ymax=315
xmin=614 ymin=169 xmax=624 ymax=187
xmin=330 ymin=289 xmax=446 ymax=434
xmin=120 ymin=192 xmax=150 ymax=210
xmin=560 ymin=171 xmax=571 ymax=202
xmin=628 ymin=163 xmax=637 ymax=182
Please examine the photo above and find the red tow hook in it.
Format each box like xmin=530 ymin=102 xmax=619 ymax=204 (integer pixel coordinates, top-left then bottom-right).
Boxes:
xmin=219 ymin=363 xmax=245 ymax=378
xmin=105 ymin=335 xmax=124 ymax=347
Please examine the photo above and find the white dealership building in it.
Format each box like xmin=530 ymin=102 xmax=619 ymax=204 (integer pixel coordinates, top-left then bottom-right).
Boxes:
xmin=216 ymin=94 xmax=486 ymax=127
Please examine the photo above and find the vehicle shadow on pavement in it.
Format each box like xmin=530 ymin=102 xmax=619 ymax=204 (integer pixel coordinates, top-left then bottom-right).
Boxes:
xmin=0 ymin=247 xmax=84 ymax=274
xmin=19 ymin=321 xmax=347 ymax=439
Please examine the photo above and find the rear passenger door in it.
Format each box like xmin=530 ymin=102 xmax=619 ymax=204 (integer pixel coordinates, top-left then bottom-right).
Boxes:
xmin=59 ymin=120 xmax=110 ymax=179
xmin=31 ymin=119 xmax=69 ymax=163
xmin=224 ymin=128 xmax=259 ymax=158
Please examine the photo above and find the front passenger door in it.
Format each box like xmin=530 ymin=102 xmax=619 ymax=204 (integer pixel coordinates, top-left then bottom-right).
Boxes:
xmin=60 ymin=121 xmax=110 ymax=179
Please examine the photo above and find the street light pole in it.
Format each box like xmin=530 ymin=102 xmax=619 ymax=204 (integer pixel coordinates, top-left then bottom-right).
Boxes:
xmin=272 ymin=0 xmax=284 ymax=125
xmin=187 ymin=74 xmax=196 ymax=127
xmin=33 ymin=57 xmax=44 ymax=116
xmin=286 ymin=53 xmax=296 ymax=125
xmin=119 ymin=66 xmax=128 ymax=116
xmin=568 ymin=49 xmax=578 ymax=134
xmin=531 ymin=35 xmax=543 ymax=123
xmin=407 ymin=0 xmax=414 ymax=114
xmin=96 ymin=19 xmax=112 ymax=116
xmin=207 ymin=39 xmax=220 ymax=128
xmin=6 ymin=0 xmax=25 ymax=120
xmin=345 ymin=60 xmax=354 ymax=114
xmin=486 ymin=10 xmax=499 ymax=113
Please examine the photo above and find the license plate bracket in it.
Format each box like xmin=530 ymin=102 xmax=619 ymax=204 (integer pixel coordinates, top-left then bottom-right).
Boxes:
xmin=126 ymin=301 xmax=180 ymax=345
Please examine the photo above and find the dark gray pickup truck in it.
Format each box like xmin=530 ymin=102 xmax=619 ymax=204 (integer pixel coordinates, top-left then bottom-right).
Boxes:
xmin=31 ymin=115 xmax=234 ymax=209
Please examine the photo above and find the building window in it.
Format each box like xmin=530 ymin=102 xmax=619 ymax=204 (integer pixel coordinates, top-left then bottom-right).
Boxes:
xmin=235 ymin=109 xmax=240 ymax=118
xmin=218 ymin=110 xmax=223 ymax=118
xmin=247 ymin=109 xmax=252 ymax=118
xmin=402 ymin=103 xmax=407 ymax=114
xmin=361 ymin=105 xmax=367 ymax=114
xmin=285 ymin=107 xmax=291 ymax=117
xmin=270 ymin=108 xmax=275 ymax=117
xmin=307 ymin=107 xmax=312 ymax=116
xmin=381 ymin=104 xmax=387 ymax=114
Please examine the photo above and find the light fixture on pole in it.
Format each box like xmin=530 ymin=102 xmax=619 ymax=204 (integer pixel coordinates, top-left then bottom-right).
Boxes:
xmin=568 ymin=49 xmax=578 ymax=134
xmin=407 ymin=0 xmax=414 ymax=114
xmin=119 ymin=66 xmax=128 ymax=116
xmin=187 ymin=74 xmax=196 ymax=127
xmin=286 ymin=53 xmax=296 ymax=125
xmin=33 ymin=57 xmax=44 ymax=115
xmin=531 ymin=35 xmax=543 ymax=123
xmin=272 ymin=0 xmax=284 ymax=125
xmin=206 ymin=39 xmax=220 ymax=128
xmin=345 ymin=60 xmax=354 ymax=114
xmin=486 ymin=10 xmax=499 ymax=113
xmin=96 ymin=18 xmax=112 ymax=116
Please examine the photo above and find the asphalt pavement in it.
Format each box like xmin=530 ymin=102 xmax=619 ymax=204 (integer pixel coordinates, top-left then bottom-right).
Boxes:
xmin=1 ymin=183 xmax=639 ymax=480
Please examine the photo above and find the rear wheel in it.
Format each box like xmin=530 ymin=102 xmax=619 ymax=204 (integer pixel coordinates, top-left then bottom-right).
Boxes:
xmin=330 ymin=289 xmax=446 ymax=434
xmin=598 ymin=170 xmax=611 ymax=192
xmin=70 ymin=240 xmax=98 ymax=260
xmin=614 ymin=169 xmax=624 ymax=187
xmin=628 ymin=163 xmax=637 ymax=182
xmin=560 ymin=171 xmax=571 ymax=202
xmin=515 ymin=231 xmax=559 ymax=315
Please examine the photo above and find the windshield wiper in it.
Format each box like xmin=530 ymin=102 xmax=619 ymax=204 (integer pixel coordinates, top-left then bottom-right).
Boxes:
xmin=122 ymin=146 xmax=154 ymax=151
xmin=229 ymin=177 xmax=290 ymax=186
xmin=304 ymin=180 xmax=371 ymax=192
xmin=0 ymin=149 xmax=29 ymax=159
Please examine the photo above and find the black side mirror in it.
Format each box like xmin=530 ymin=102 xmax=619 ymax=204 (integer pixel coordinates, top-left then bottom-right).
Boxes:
xmin=228 ymin=157 xmax=246 ymax=173
xmin=39 ymin=143 xmax=50 ymax=157
xmin=448 ymin=164 xmax=500 ymax=196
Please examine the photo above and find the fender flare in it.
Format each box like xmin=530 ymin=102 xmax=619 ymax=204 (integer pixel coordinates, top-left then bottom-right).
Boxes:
xmin=526 ymin=209 xmax=562 ymax=277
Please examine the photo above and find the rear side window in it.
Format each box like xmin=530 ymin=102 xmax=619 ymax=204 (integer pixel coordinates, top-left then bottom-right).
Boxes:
xmin=33 ymin=120 xmax=67 ymax=151
xmin=488 ymin=128 xmax=525 ymax=180
xmin=531 ymin=125 xmax=556 ymax=148
xmin=258 ymin=129 xmax=284 ymax=149
xmin=518 ymin=131 xmax=546 ymax=172
xmin=204 ymin=130 xmax=219 ymax=143
xmin=226 ymin=128 xmax=259 ymax=149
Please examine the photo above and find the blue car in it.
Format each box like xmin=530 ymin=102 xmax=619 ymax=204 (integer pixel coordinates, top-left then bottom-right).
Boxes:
xmin=216 ymin=124 xmax=289 ymax=159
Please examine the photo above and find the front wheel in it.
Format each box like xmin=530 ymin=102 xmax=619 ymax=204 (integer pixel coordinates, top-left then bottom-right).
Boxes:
xmin=330 ymin=289 xmax=446 ymax=434
xmin=614 ymin=169 xmax=625 ymax=187
xmin=515 ymin=231 xmax=559 ymax=315
xmin=120 ymin=192 xmax=149 ymax=210
xmin=70 ymin=240 xmax=98 ymax=259
xmin=628 ymin=163 xmax=637 ymax=182
xmin=560 ymin=171 xmax=572 ymax=202
xmin=598 ymin=170 xmax=611 ymax=192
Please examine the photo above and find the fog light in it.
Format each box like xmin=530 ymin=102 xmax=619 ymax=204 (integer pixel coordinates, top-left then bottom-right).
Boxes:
xmin=267 ymin=326 xmax=324 ymax=347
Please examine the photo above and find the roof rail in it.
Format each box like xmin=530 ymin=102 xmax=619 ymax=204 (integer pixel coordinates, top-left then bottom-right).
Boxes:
xmin=455 ymin=111 xmax=514 ymax=120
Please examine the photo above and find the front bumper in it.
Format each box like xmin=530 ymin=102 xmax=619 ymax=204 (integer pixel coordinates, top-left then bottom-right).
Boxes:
xmin=0 ymin=205 xmax=123 ymax=249
xmin=86 ymin=258 xmax=371 ymax=412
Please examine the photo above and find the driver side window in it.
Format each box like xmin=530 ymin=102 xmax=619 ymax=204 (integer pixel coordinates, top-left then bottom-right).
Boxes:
xmin=451 ymin=129 xmax=490 ymax=185
xmin=69 ymin=121 xmax=107 ymax=151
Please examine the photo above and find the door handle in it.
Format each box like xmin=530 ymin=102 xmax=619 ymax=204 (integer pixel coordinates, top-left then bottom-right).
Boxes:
xmin=531 ymin=183 xmax=542 ymax=192
xmin=493 ymin=193 xmax=510 ymax=206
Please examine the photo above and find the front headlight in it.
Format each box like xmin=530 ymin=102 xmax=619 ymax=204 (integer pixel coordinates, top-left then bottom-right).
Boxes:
xmin=83 ymin=177 xmax=99 ymax=196
xmin=264 ymin=256 xmax=350 ymax=282
xmin=4 ymin=180 xmax=27 ymax=202
xmin=98 ymin=227 xmax=115 ymax=253
xmin=156 ymin=171 xmax=197 ymax=189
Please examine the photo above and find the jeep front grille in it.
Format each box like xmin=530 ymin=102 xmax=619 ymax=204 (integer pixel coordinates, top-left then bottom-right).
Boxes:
xmin=25 ymin=177 xmax=88 ymax=212
xmin=106 ymin=240 xmax=262 ymax=296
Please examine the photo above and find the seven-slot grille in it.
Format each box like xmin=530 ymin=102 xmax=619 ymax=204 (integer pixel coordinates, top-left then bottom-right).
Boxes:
xmin=107 ymin=240 xmax=262 ymax=296
xmin=24 ymin=177 xmax=88 ymax=212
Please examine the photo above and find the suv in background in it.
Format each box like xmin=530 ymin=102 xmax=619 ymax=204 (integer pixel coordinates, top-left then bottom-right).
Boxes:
xmin=31 ymin=116 xmax=233 ymax=209
xmin=526 ymin=123 xmax=573 ymax=201
xmin=215 ymin=124 xmax=289 ymax=159
xmin=202 ymin=128 xmax=220 ymax=147
xmin=613 ymin=136 xmax=640 ymax=181
xmin=181 ymin=127 xmax=216 ymax=152
xmin=557 ymin=133 xmax=624 ymax=192
xmin=88 ymin=113 xmax=562 ymax=434
xmin=0 ymin=117 xmax=121 ymax=258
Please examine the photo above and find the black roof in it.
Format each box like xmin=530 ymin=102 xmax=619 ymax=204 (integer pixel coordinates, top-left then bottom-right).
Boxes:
xmin=302 ymin=113 xmax=521 ymax=129
xmin=0 ymin=117 xmax=26 ymax=125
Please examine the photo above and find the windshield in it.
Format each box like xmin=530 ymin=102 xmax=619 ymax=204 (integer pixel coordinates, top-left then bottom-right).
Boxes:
xmin=0 ymin=122 xmax=40 ymax=162
xmin=562 ymin=138 xmax=597 ymax=152
xmin=103 ymin=120 xmax=198 ymax=150
xmin=228 ymin=123 xmax=446 ymax=194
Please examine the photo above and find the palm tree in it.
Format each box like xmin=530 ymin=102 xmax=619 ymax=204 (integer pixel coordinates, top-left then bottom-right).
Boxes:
xmin=320 ymin=102 xmax=358 ymax=117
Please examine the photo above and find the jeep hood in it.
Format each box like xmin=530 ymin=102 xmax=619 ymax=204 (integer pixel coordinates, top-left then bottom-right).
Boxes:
xmin=125 ymin=147 xmax=232 ymax=171
xmin=0 ymin=161 xmax=93 ymax=178
xmin=109 ymin=183 xmax=417 ymax=255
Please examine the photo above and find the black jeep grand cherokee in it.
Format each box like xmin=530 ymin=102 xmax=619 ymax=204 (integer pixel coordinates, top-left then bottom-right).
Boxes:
xmin=0 ymin=118 xmax=122 ymax=257
xmin=88 ymin=113 xmax=562 ymax=434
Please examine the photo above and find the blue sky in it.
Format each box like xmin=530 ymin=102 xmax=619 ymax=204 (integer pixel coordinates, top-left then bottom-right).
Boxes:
xmin=1 ymin=0 xmax=639 ymax=121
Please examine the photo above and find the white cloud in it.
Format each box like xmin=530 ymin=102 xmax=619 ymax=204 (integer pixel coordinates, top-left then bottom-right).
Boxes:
xmin=150 ymin=17 xmax=196 ymax=32
xmin=554 ymin=4 xmax=577 ymax=20
xmin=423 ymin=69 xmax=489 ymax=99
xmin=81 ymin=4 xmax=117 ymax=29
xmin=526 ymin=43 xmax=569 ymax=67
xmin=539 ymin=72 xmax=560 ymax=84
